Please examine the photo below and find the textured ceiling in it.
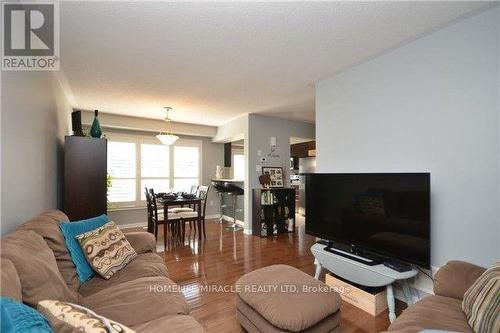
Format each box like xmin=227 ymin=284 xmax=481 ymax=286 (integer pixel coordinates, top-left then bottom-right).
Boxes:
xmin=60 ymin=1 xmax=491 ymax=126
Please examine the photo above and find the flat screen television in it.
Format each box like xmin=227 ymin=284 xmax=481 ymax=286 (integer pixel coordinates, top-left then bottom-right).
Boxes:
xmin=305 ymin=173 xmax=430 ymax=268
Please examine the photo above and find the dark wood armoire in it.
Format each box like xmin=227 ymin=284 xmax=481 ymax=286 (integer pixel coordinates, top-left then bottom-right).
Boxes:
xmin=64 ymin=136 xmax=107 ymax=221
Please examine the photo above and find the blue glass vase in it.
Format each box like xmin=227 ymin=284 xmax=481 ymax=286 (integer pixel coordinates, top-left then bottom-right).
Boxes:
xmin=90 ymin=110 xmax=102 ymax=138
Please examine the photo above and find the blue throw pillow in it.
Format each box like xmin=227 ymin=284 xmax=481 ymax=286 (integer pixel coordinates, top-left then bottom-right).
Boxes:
xmin=0 ymin=297 xmax=53 ymax=333
xmin=59 ymin=214 xmax=109 ymax=282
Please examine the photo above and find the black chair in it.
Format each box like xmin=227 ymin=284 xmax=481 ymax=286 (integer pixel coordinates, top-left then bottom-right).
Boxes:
xmin=178 ymin=185 xmax=209 ymax=239
xmin=190 ymin=185 xmax=199 ymax=194
xmin=149 ymin=188 xmax=181 ymax=249
xmin=145 ymin=187 xmax=154 ymax=234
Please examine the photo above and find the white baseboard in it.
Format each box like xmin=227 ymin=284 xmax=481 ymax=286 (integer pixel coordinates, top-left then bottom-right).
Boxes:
xmin=221 ymin=214 xmax=245 ymax=226
xmin=117 ymin=214 xmax=241 ymax=230
xmin=118 ymin=222 xmax=147 ymax=230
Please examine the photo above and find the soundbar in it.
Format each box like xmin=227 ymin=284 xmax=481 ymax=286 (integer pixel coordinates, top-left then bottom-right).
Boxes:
xmin=323 ymin=246 xmax=381 ymax=266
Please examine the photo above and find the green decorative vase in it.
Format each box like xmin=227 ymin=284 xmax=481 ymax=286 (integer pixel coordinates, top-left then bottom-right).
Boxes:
xmin=90 ymin=110 xmax=102 ymax=138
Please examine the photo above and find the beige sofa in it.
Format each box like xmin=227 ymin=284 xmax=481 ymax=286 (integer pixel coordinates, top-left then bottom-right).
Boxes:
xmin=388 ymin=260 xmax=486 ymax=332
xmin=0 ymin=210 xmax=204 ymax=332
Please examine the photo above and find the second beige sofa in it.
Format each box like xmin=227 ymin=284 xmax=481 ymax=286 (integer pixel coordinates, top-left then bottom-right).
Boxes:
xmin=388 ymin=260 xmax=485 ymax=332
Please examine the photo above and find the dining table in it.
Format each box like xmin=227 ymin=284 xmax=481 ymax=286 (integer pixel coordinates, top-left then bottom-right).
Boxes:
xmin=157 ymin=195 xmax=203 ymax=247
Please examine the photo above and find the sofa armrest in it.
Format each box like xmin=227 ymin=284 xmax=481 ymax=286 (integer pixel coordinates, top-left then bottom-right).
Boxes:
xmin=124 ymin=232 xmax=156 ymax=254
xmin=433 ymin=260 xmax=485 ymax=300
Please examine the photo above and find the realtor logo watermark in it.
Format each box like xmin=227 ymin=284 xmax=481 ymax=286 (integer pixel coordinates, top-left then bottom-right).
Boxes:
xmin=2 ymin=2 xmax=59 ymax=70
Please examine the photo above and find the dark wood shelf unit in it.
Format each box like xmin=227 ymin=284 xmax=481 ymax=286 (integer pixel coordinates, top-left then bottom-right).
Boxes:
xmin=252 ymin=188 xmax=295 ymax=237
xmin=290 ymin=140 xmax=316 ymax=158
xmin=64 ymin=136 xmax=107 ymax=221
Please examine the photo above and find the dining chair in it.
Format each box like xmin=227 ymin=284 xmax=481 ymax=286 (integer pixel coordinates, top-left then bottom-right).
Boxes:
xmin=190 ymin=185 xmax=199 ymax=194
xmin=149 ymin=188 xmax=181 ymax=249
xmin=168 ymin=186 xmax=198 ymax=214
xmin=145 ymin=187 xmax=153 ymax=234
xmin=178 ymin=185 xmax=209 ymax=239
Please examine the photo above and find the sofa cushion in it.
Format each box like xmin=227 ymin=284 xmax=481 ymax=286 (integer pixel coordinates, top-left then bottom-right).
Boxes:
xmin=16 ymin=210 xmax=80 ymax=291
xmin=82 ymin=276 xmax=189 ymax=327
xmin=76 ymin=221 xmax=137 ymax=280
xmin=0 ymin=259 xmax=22 ymax=301
xmin=124 ymin=232 xmax=157 ymax=254
xmin=1 ymin=230 xmax=79 ymax=306
xmin=130 ymin=315 xmax=204 ymax=333
xmin=38 ymin=300 xmax=136 ymax=333
xmin=78 ymin=253 xmax=168 ymax=297
xmin=235 ymin=264 xmax=341 ymax=332
xmin=434 ymin=260 xmax=486 ymax=300
xmin=0 ymin=296 xmax=52 ymax=333
xmin=462 ymin=261 xmax=500 ymax=333
xmin=388 ymin=295 xmax=473 ymax=332
xmin=60 ymin=214 xmax=110 ymax=283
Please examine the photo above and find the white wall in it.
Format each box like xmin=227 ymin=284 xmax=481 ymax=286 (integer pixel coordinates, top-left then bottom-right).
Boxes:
xmin=316 ymin=7 xmax=499 ymax=267
xmin=213 ymin=114 xmax=247 ymax=143
xmin=1 ymin=72 xmax=72 ymax=233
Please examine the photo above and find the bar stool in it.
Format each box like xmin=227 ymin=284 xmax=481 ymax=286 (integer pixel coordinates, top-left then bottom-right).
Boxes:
xmin=226 ymin=183 xmax=244 ymax=231
xmin=211 ymin=180 xmax=243 ymax=231
xmin=212 ymin=180 xmax=229 ymax=224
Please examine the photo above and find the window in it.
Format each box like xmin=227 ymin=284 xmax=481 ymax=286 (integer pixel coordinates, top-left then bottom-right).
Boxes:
xmin=107 ymin=141 xmax=136 ymax=202
xmin=233 ymin=154 xmax=245 ymax=180
xmin=140 ymin=144 xmax=169 ymax=200
xmin=107 ymin=133 xmax=201 ymax=207
xmin=174 ymin=146 xmax=199 ymax=192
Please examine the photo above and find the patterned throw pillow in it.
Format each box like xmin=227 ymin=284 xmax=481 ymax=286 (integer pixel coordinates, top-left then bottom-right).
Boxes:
xmin=38 ymin=300 xmax=135 ymax=333
xmin=462 ymin=261 xmax=500 ymax=333
xmin=76 ymin=221 xmax=137 ymax=280
xmin=59 ymin=214 xmax=110 ymax=282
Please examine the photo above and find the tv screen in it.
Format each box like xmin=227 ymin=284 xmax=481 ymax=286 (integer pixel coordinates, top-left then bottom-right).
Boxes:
xmin=305 ymin=173 xmax=430 ymax=268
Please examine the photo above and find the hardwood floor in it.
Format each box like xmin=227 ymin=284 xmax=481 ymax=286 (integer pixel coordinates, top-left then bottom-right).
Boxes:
xmin=127 ymin=219 xmax=404 ymax=332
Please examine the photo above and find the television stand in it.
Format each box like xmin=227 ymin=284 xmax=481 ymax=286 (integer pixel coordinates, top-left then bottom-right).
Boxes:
xmin=311 ymin=242 xmax=418 ymax=323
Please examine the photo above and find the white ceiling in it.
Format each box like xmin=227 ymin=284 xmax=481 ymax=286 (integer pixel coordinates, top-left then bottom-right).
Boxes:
xmin=60 ymin=1 xmax=491 ymax=126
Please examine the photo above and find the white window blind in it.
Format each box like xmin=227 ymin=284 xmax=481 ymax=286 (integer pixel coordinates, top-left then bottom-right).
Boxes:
xmin=107 ymin=141 xmax=136 ymax=203
xmin=141 ymin=144 xmax=169 ymax=199
xmin=174 ymin=146 xmax=199 ymax=192
xmin=107 ymin=134 xmax=202 ymax=207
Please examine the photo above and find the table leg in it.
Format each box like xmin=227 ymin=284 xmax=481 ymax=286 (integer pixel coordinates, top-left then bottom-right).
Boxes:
xmin=387 ymin=284 xmax=396 ymax=323
xmin=314 ymin=259 xmax=322 ymax=279
xmin=163 ymin=220 xmax=167 ymax=252
xmin=197 ymin=203 xmax=202 ymax=240
xmin=181 ymin=220 xmax=185 ymax=243
xmin=202 ymin=218 xmax=206 ymax=239
xmin=177 ymin=221 xmax=181 ymax=242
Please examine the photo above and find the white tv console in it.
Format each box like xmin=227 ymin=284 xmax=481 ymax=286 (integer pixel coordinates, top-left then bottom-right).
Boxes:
xmin=311 ymin=243 xmax=418 ymax=322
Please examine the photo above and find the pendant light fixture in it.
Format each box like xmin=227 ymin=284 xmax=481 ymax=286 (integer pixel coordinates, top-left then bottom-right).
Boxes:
xmin=156 ymin=107 xmax=179 ymax=145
